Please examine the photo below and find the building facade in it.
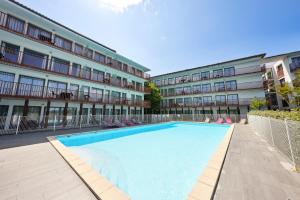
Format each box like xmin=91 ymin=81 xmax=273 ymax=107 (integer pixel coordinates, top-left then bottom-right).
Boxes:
xmin=0 ymin=0 xmax=151 ymax=128
xmin=263 ymin=51 xmax=300 ymax=109
xmin=151 ymin=55 xmax=266 ymax=116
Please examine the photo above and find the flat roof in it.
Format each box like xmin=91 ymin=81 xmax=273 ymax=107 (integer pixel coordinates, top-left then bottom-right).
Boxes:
xmin=151 ymin=53 xmax=266 ymax=78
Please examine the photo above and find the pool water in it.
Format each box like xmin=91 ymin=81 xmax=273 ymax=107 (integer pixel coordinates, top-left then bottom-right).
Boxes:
xmin=58 ymin=122 xmax=230 ymax=200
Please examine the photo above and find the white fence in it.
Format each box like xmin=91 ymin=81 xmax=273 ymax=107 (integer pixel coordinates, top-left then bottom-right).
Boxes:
xmin=248 ymin=115 xmax=300 ymax=171
xmin=0 ymin=113 xmax=243 ymax=135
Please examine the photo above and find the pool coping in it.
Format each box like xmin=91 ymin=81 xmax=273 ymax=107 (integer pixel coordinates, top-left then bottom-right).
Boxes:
xmin=186 ymin=123 xmax=235 ymax=200
xmin=48 ymin=136 xmax=131 ymax=200
xmin=48 ymin=122 xmax=234 ymax=200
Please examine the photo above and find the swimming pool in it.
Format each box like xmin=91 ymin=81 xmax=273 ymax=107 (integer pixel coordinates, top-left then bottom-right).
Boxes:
xmin=58 ymin=122 xmax=230 ymax=200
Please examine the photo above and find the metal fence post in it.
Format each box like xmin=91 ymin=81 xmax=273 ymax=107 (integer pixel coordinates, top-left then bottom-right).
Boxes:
xmin=268 ymin=117 xmax=275 ymax=146
xmin=15 ymin=115 xmax=21 ymax=135
xmin=284 ymin=119 xmax=296 ymax=169
xmin=53 ymin=115 xmax=56 ymax=132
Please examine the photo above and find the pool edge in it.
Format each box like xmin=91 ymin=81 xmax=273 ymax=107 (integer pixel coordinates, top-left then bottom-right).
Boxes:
xmin=186 ymin=123 xmax=235 ymax=200
xmin=47 ymin=136 xmax=131 ymax=200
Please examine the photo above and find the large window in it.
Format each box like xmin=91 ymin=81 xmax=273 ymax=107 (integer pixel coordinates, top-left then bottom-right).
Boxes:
xmin=94 ymin=52 xmax=105 ymax=63
xmin=81 ymin=66 xmax=91 ymax=79
xmin=70 ymin=84 xmax=79 ymax=99
xmin=18 ymin=76 xmax=44 ymax=97
xmin=71 ymin=63 xmax=81 ymax=77
xmin=175 ymin=76 xmax=182 ymax=84
xmin=214 ymin=82 xmax=225 ymax=92
xmin=202 ymin=83 xmax=211 ymax=93
xmin=22 ymin=49 xmax=48 ymax=69
xmin=176 ymin=98 xmax=183 ymax=106
xmin=192 ymin=85 xmax=201 ymax=94
xmin=183 ymin=86 xmax=191 ymax=94
xmin=224 ymin=67 xmax=235 ymax=77
xmin=6 ymin=15 xmax=24 ymax=33
xmin=175 ymin=87 xmax=183 ymax=95
xmin=192 ymin=73 xmax=200 ymax=81
xmin=92 ymin=69 xmax=104 ymax=82
xmin=201 ymin=71 xmax=210 ymax=80
xmin=168 ymin=88 xmax=175 ymax=96
xmin=227 ymin=94 xmax=239 ymax=105
xmin=203 ymin=96 xmax=212 ymax=105
xmin=48 ymin=80 xmax=67 ymax=96
xmin=184 ymin=97 xmax=192 ymax=106
xmin=193 ymin=97 xmax=202 ymax=106
xmin=0 ymin=71 xmax=15 ymax=95
xmin=91 ymin=88 xmax=103 ymax=102
xmin=74 ymin=43 xmax=83 ymax=55
xmin=84 ymin=48 xmax=93 ymax=59
xmin=52 ymin=57 xmax=69 ymax=74
xmin=1 ymin=42 xmax=20 ymax=63
xmin=213 ymin=69 xmax=223 ymax=78
xmin=54 ymin=35 xmax=72 ymax=51
xmin=226 ymin=80 xmax=237 ymax=91
xmin=27 ymin=24 xmax=52 ymax=43
xmin=11 ymin=106 xmax=41 ymax=125
xmin=155 ymin=80 xmax=161 ymax=86
xmin=168 ymin=77 xmax=175 ymax=85
xmin=215 ymin=95 xmax=226 ymax=105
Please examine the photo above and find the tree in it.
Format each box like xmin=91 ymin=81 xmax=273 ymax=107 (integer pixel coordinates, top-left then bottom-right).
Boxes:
xmin=144 ymin=82 xmax=162 ymax=114
xmin=250 ymin=97 xmax=266 ymax=110
xmin=275 ymin=83 xmax=293 ymax=107
xmin=292 ymin=69 xmax=300 ymax=106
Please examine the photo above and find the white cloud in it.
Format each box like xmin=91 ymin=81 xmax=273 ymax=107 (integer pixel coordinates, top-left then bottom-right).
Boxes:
xmin=92 ymin=0 xmax=145 ymax=13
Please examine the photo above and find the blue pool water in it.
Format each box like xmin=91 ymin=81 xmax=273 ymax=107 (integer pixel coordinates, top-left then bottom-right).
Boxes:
xmin=58 ymin=122 xmax=230 ymax=200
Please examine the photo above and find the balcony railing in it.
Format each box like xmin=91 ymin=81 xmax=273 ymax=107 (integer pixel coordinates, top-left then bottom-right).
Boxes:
xmin=156 ymin=65 xmax=264 ymax=87
xmin=161 ymin=81 xmax=262 ymax=97
xmin=0 ymin=46 xmax=150 ymax=93
xmin=0 ymin=81 xmax=150 ymax=108
xmin=160 ymin=98 xmax=257 ymax=108
xmin=0 ymin=11 xmax=150 ymax=80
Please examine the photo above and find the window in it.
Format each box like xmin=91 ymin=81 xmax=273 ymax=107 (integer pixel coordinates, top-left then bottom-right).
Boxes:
xmin=290 ymin=57 xmax=300 ymax=72
xmin=51 ymin=57 xmax=69 ymax=74
xmin=175 ymin=76 xmax=182 ymax=84
xmin=183 ymin=86 xmax=191 ymax=94
xmin=92 ymin=69 xmax=104 ymax=82
xmin=54 ymin=35 xmax=72 ymax=51
xmin=202 ymin=83 xmax=211 ymax=93
xmin=213 ymin=69 xmax=223 ymax=78
xmin=201 ymin=71 xmax=210 ymax=80
xmin=227 ymin=94 xmax=238 ymax=105
xmin=84 ymin=48 xmax=93 ymax=59
xmin=192 ymin=73 xmax=200 ymax=81
xmin=182 ymin=75 xmax=189 ymax=82
xmin=184 ymin=97 xmax=192 ymax=106
xmin=176 ymin=98 xmax=183 ymax=106
xmin=0 ymin=71 xmax=15 ymax=95
xmin=27 ymin=24 xmax=52 ymax=43
xmin=168 ymin=77 xmax=175 ymax=85
xmin=0 ymin=105 xmax=9 ymax=117
xmin=224 ymin=67 xmax=235 ymax=77
xmin=106 ymin=57 xmax=112 ymax=65
xmin=175 ymin=87 xmax=183 ymax=95
xmin=81 ymin=66 xmax=91 ymax=79
xmin=48 ymin=80 xmax=67 ymax=96
xmin=193 ymin=97 xmax=202 ymax=106
xmin=70 ymin=84 xmax=79 ymax=99
xmin=18 ymin=76 xmax=44 ymax=97
xmin=163 ymin=79 xmax=168 ymax=85
xmin=192 ymin=85 xmax=201 ymax=94
xmin=135 ymin=69 xmax=142 ymax=77
xmin=6 ymin=15 xmax=24 ymax=33
xmin=82 ymin=86 xmax=90 ymax=99
xmin=136 ymin=95 xmax=143 ymax=105
xmin=22 ymin=49 xmax=48 ymax=69
xmin=155 ymin=80 xmax=161 ymax=86
xmin=71 ymin=63 xmax=81 ymax=77
xmin=168 ymin=88 xmax=175 ymax=96
xmin=215 ymin=95 xmax=226 ymax=105
xmin=74 ymin=43 xmax=83 ymax=55
xmin=226 ymin=80 xmax=237 ymax=91
xmin=123 ymin=64 xmax=128 ymax=72
xmin=91 ymin=88 xmax=103 ymax=101
xmin=94 ymin=52 xmax=105 ymax=63
xmin=214 ymin=82 xmax=225 ymax=92
xmin=203 ymin=96 xmax=212 ymax=105
xmin=11 ymin=106 xmax=41 ymax=124
xmin=1 ymin=42 xmax=20 ymax=63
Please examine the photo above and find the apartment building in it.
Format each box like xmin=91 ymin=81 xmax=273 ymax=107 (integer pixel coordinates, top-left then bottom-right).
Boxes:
xmin=263 ymin=50 xmax=300 ymax=109
xmin=0 ymin=0 xmax=151 ymax=127
xmin=151 ymin=54 xmax=266 ymax=116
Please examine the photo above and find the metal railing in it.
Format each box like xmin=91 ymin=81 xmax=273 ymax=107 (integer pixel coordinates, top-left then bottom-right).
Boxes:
xmin=0 ymin=46 xmax=150 ymax=93
xmin=0 ymin=114 xmax=242 ymax=135
xmin=248 ymin=115 xmax=300 ymax=171
xmin=0 ymin=11 xmax=150 ymax=80
xmin=0 ymin=81 xmax=150 ymax=107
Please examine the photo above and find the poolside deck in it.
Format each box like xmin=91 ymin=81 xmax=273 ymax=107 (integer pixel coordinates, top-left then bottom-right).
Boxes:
xmin=214 ymin=124 xmax=300 ymax=200
xmin=0 ymin=124 xmax=300 ymax=200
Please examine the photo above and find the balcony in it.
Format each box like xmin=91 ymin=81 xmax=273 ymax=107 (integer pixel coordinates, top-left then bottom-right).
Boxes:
xmin=0 ymin=81 xmax=151 ymax=108
xmin=0 ymin=11 xmax=150 ymax=80
xmin=156 ymin=65 xmax=264 ymax=87
xmin=160 ymin=98 xmax=257 ymax=108
xmin=289 ymin=62 xmax=300 ymax=72
xmin=161 ymin=81 xmax=262 ymax=97
xmin=0 ymin=46 xmax=149 ymax=93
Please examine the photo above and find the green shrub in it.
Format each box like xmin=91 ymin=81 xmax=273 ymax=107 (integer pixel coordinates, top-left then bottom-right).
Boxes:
xmin=248 ymin=109 xmax=300 ymax=121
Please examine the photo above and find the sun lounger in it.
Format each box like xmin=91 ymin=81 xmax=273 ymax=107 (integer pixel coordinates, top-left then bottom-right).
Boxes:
xmin=204 ymin=117 xmax=210 ymax=123
xmin=215 ymin=118 xmax=224 ymax=124
xmin=114 ymin=119 xmax=126 ymax=127
xmin=102 ymin=118 xmax=115 ymax=128
xmin=226 ymin=117 xmax=232 ymax=124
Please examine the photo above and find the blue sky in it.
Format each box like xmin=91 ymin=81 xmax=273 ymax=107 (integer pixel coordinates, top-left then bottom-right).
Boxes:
xmin=19 ymin=0 xmax=300 ymax=76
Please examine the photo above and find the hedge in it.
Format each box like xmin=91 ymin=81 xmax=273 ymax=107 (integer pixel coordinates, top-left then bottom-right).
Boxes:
xmin=248 ymin=110 xmax=300 ymax=121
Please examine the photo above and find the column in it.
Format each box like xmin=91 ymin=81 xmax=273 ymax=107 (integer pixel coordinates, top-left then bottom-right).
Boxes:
xmin=63 ymin=102 xmax=68 ymax=127
xmin=22 ymin=99 xmax=29 ymax=117
xmin=44 ymin=100 xmax=51 ymax=128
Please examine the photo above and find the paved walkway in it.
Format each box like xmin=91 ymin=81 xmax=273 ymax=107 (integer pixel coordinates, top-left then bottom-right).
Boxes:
xmin=0 ymin=142 xmax=97 ymax=200
xmin=214 ymin=124 xmax=300 ymax=200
